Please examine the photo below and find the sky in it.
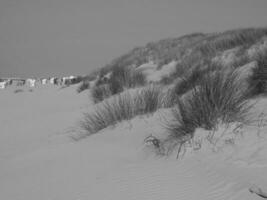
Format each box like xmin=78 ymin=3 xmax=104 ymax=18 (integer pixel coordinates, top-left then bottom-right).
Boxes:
xmin=0 ymin=0 xmax=266 ymax=78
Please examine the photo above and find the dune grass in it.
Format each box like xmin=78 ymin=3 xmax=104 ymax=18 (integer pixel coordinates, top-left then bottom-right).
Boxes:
xmin=196 ymin=28 xmax=267 ymax=56
xmin=80 ymin=27 xmax=267 ymax=152
xmin=172 ymin=67 xmax=204 ymax=96
xmin=108 ymin=66 xmax=146 ymax=93
xmin=75 ymin=72 xmax=99 ymax=93
xmin=91 ymin=66 xmax=147 ymax=103
xmin=160 ymin=69 xmax=254 ymax=156
xmin=161 ymin=61 xmax=222 ymax=108
xmin=83 ymin=27 xmax=267 ymax=102
xmin=91 ymin=84 xmax=112 ymax=103
xmin=164 ymin=28 xmax=267 ymax=85
xmin=81 ymin=85 xmax=163 ymax=135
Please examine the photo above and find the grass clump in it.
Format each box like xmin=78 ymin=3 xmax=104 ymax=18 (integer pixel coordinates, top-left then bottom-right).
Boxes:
xmin=110 ymin=66 xmax=146 ymax=89
xmin=76 ymin=73 xmax=99 ymax=93
xmin=92 ymin=66 xmax=146 ymax=103
xmin=161 ymin=69 xmax=253 ymax=156
xmin=81 ymin=85 xmax=163 ymax=135
xmin=91 ymin=84 xmax=112 ymax=103
xmin=172 ymin=68 xmax=204 ymax=96
xmin=165 ymin=62 xmax=220 ymax=106
xmin=135 ymin=85 xmax=162 ymax=114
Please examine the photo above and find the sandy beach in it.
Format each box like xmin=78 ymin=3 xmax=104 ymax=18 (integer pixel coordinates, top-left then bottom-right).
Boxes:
xmin=0 ymin=84 xmax=266 ymax=200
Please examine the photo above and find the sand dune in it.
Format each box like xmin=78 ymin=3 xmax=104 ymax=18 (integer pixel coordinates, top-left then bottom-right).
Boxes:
xmin=0 ymin=85 xmax=266 ymax=200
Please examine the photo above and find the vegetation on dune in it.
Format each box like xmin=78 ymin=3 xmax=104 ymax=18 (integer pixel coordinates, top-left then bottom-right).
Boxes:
xmin=91 ymin=66 xmax=146 ymax=103
xmin=79 ymin=27 xmax=267 ymax=97
xmin=78 ymin=32 xmax=206 ymax=95
xmin=76 ymin=73 xmax=99 ymax=93
xmin=80 ymin=27 xmax=267 ymax=151
xmin=91 ymin=84 xmax=112 ymax=103
xmin=172 ymin=66 xmax=208 ymax=97
xmin=81 ymin=85 xmax=163 ymax=135
xmin=108 ymin=66 xmax=146 ymax=92
xmin=83 ymin=68 xmax=253 ymax=140
xmin=162 ymin=61 xmax=222 ymax=106
xmin=195 ymin=28 xmax=267 ymax=56
xmin=163 ymin=28 xmax=267 ymax=84
xmin=159 ymin=69 xmax=254 ymax=156
xmin=103 ymin=32 xmax=205 ymax=72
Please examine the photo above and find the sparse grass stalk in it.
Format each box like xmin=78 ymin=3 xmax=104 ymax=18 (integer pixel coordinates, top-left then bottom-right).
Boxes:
xmin=249 ymin=49 xmax=267 ymax=95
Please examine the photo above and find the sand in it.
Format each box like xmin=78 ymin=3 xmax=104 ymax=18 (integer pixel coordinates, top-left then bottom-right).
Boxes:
xmin=0 ymin=85 xmax=266 ymax=200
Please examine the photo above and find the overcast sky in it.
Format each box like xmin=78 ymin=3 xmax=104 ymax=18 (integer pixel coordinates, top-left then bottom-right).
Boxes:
xmin=0 ymin=0 xmax=266 ymax=78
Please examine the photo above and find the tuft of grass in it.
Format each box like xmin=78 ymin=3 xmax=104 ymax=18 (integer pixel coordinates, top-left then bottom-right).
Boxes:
xmin=136 ymin=84 xmax=163 ymax=114
xmin=157 ymin=63 xmax=222 ymax=108
xmin=108 ymin=66 xmax=146 ymax=92
xmin=162 ymin=69 xmax=254 ymax=156
xmin=76 ymin=73 xmax=99 ymax=93
xmin=127 ymin=67 xmax=144 ymax=86
xmin=172 ymin=68 xmax=203 ymax=96
xmin=81 ymin=85 xmax=162 ymax=136
xmin=91 ymin=84 xmax=112 ymax=103
xmin=91 ymin=66 xmax=147 ymax=103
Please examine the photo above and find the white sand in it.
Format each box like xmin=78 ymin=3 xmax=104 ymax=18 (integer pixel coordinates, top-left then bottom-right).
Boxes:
xmin=0 ymin=85 xmax=267 ymax=200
